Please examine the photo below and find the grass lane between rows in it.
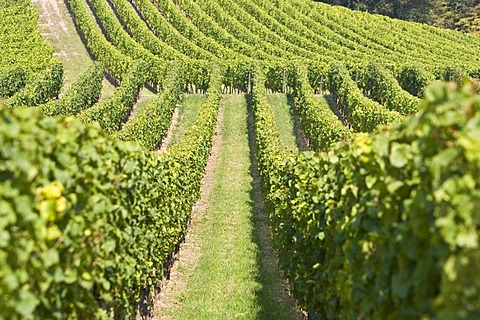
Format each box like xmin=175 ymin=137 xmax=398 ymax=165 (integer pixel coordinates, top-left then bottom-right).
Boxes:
xmin=162 ymin=94 xmax=302 ymax=319
xmin=266 ymin=93 xmax=299 ymax=152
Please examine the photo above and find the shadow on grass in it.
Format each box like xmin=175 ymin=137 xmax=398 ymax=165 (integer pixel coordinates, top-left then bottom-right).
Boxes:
xmin=286 ymin=93 xmax=310 ymax=152
xmin=320 ymin=94 xmax=350 ymax=127
xmin=245 ymin=94 xmax=305 ymax=320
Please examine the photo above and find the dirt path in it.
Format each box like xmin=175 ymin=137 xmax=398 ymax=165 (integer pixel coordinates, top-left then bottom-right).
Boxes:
xmin=31 ymin=0 xmax=111 ymax=94
xmin=31 ymin=0 xmax=77 ymax=60
xmin=153 ymin=102 xmax=224 ymax=319
xmin=31 ymin=0 xmax=91 ymax=89
xmin=32 ymin=0 xmax=69 ymax=39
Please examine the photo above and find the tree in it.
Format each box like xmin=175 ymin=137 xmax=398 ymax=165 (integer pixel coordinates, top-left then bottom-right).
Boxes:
xmin=314 ymin=0 xmax=479 ymax=32
xmin=433 ymin=0 xmax=480 ymax=31
xmin=314 ymin=0 xmax=435 ymax=22
xmin=455 ymin=2 xmax=480 ymax=33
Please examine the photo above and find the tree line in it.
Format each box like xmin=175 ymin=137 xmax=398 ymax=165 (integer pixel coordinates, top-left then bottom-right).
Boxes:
xmin=315 ymin=0 xmax=480 ymax=33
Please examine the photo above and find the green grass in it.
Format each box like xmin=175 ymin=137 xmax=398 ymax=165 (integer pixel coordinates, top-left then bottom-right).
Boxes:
xmin=315 ymin=94 xmax=346 ymax=124
xmin=99 ymin=78 xmax=116 ymax=100
xmin=168 ymin=94 xmax=207 ymax=147
xmin=314 ymin=94 xmax=332 ymax=107
xmin=266 ymin=93 xmax=298 ymax=152
xmin=135 ymin=87 xmax=158 ymax=110
xmin=167 ymin=94 xmax=301 ymax=320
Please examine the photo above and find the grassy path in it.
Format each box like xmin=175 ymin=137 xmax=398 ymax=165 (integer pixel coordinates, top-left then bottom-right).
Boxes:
xmin=267 ymin=93 xmax=310 ymax=152
xmin=315 ymin=94 xmax=349 ymax=127
xmin=32 ymin=0 xmax=91 ymax=87
xmin=32 ymin=6 xmax=301 ymax=315
xmin=157 ymin=95 xmax=302 ymax=319
xmin=266 ymin=93 xmax=298 ymax=152
xmin=169 ymin=94 xmax=208 ymax=147
xmin=32 ymin=0 xmax=116 ymax=99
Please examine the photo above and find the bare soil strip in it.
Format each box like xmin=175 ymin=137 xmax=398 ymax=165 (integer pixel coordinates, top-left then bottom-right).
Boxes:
xmin=32 ymin=0 xmax=93 ymax=85
xmin=32 ymin=0 xmax=69 ymax=38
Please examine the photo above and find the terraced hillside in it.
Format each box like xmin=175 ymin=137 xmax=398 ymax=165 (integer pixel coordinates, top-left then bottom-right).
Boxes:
xmin=1 ymin=0 xmax=480 ymax=319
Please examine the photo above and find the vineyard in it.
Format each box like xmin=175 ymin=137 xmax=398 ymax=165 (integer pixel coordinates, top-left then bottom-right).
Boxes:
xmin=1 ymin=0 xmax=480 ymax=318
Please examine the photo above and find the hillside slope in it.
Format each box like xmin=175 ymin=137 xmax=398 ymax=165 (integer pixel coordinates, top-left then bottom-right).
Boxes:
xmin=1 ymin=0 xmax=480 ymax=318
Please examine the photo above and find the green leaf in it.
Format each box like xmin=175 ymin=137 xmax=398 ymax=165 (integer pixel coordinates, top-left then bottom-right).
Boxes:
xmin=43 ymin=249 xmax=59 ymax=268
xmin=64 ymin=268 xmax=78 ymax=284
xmin=387 ymin=180 xmax=403 ymax=193
xmin=389 ymin=143 xmax=410 ymax=168
xmin=444 ymin=256 xmax=458 ymax=282
xmin=456 ymin=229 xmax=478 ymax=249
xmin=392 ymin=274 xmax=410 ymax=299
xmin=16 ymin=290 xmax=39 ymax=318
xmin=365 ymin=175 xmax=376 ymax=189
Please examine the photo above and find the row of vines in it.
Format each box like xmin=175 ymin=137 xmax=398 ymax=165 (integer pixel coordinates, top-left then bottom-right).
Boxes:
xmin=253 ymin=67 xmax=480 ymax=318
xmin=1 ymin=0 xmax=480 ymax=318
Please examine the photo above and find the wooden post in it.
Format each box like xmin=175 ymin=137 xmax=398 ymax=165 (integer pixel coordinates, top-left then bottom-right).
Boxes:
xmin=319 ymin=75 xmax=324 ymax=95
xmin=247 ymin=72 xmax=251 ymax=94
xmin=282 ymin=69 xmax=286 ymax=93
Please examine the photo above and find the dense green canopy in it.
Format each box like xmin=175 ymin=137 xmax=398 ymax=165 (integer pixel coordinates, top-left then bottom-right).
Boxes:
xmin=316 ymin=0 xmax=480 ymax=32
